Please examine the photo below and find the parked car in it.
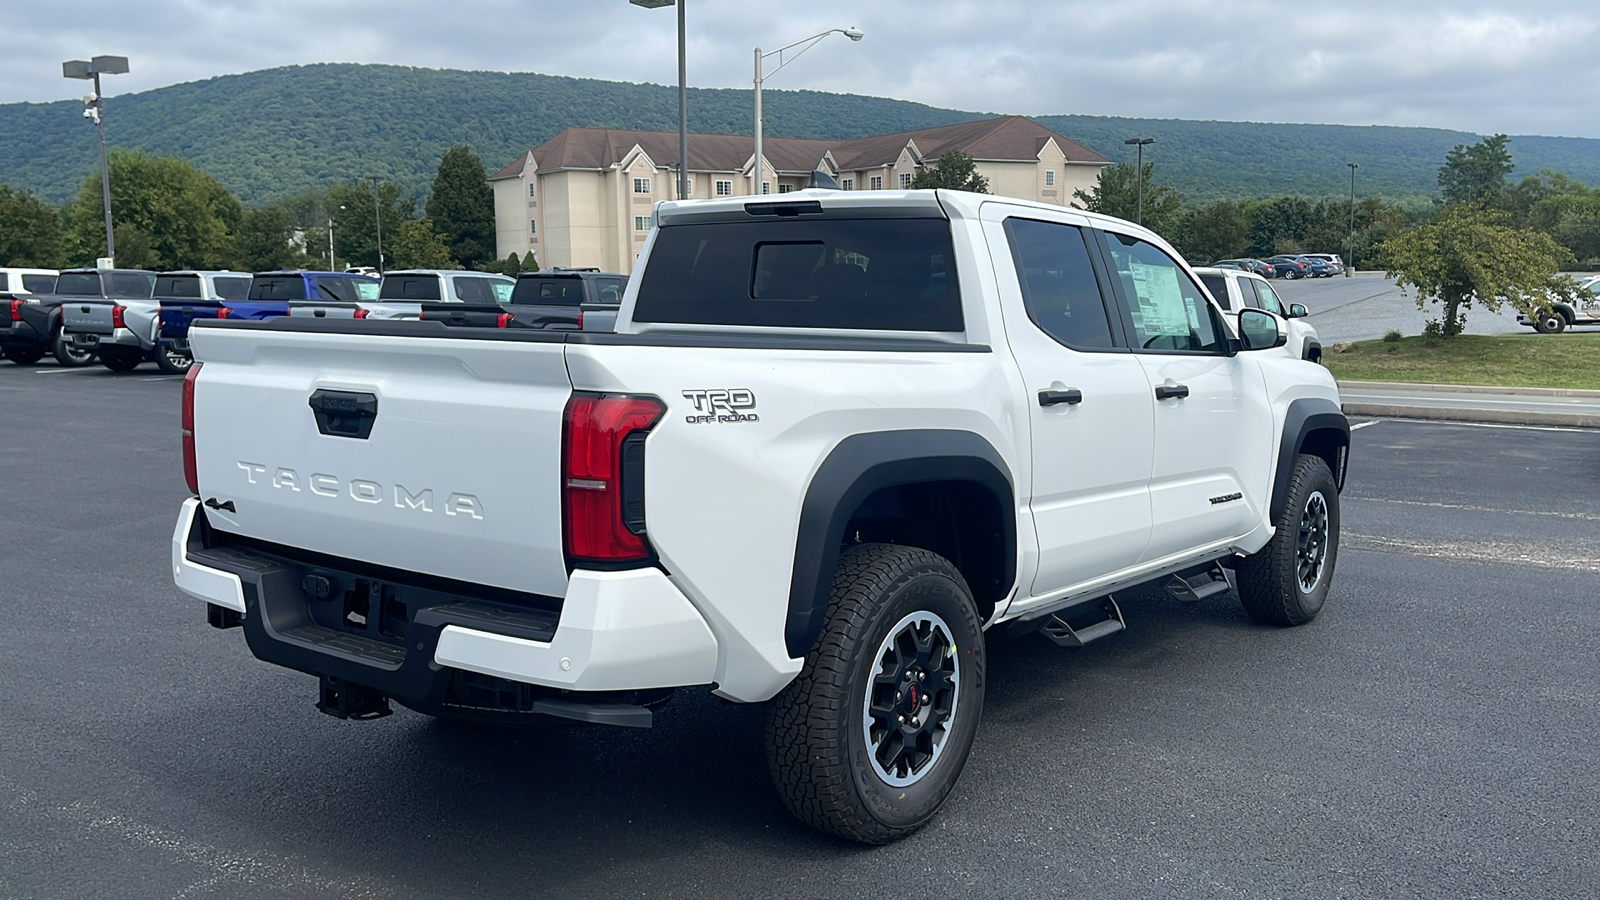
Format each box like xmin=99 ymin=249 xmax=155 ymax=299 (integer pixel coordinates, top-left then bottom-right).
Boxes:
xmin=1298 ymin=256 xmax=1335 ymax=278
xmin=1300 ymin=253 xmax=1344 ymax=275
xmin=1194 ymin=266 xmax=1321 ymax=361
xmin=160 ymin=270 xmax=378 ymax=365
xmin=1265 ymin=255 xmax=1312 ymax=279
xmin=1518 ymin=273 xmax=1600 ymax=333
xmin=289 ymin=269 xmax=515 ymax=321
xmin=0 ymin=268 xmax=58 ymax=295
xmin=1214 ymin=258 xmax=1275 ymax=279
xmin=172 ymin=187 xmax=1348 ymax=844
xmin=1 ymin=267 xmax=156 ymax=366
xmin=66 ymin=270 xmax=252 ymax=373
xmin=344 ymin=266 xmax=380 ymax=277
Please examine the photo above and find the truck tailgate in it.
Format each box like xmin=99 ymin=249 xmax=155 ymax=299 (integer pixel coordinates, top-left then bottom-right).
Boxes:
xmin=188 ymin=325 xmax=573 ymax=598
xmin=62 ymin=301 xmax=116 ymax=334
xmin=160 ymin=299 xmax=223 ymax=339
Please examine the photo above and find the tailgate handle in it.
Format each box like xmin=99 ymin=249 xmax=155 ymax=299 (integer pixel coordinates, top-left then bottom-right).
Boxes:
xmin=308 ymin=390 xmax=378 ymax=439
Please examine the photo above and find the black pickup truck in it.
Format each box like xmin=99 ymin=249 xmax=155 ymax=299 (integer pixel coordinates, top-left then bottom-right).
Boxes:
xmin=1 ymin=268 xmax=157 ymax=366
xmin=415 ymin=268 xmax=627 ymax=330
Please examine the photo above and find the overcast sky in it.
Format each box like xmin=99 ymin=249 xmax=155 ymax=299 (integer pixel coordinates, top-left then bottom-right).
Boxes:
xmin=4 ymin=0 xmax=1598 ymax=138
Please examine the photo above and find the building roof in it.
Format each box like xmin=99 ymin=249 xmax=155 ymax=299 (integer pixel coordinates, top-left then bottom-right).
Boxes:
xmin=490 ymin=115 xmax=1108 ymax=180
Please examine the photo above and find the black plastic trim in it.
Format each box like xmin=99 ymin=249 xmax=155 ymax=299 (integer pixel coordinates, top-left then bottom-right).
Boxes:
xmin=1271 ymin=397 xmax=1350 ymax=519
xmin=784 ymin=430 xmax=1016 ymax=658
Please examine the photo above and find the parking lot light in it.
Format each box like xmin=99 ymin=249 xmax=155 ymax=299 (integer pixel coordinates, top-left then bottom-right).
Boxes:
xmin=754 ymin=28 xmax=864 ymax=196
xmin=1347 ymin=162 xmax=1359 ymax=276
xmin=1124 ymin=137 xmax=1155 ymax=226
xmin=630 ymin=0 xmax=689 ymax=200
xmin=63 ymin=55 xmax=129 ymax=267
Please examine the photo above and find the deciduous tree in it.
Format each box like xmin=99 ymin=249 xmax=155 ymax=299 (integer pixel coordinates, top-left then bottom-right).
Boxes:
xmin=62 ymin=150 xmax=241 ymax=269
xmin=390 ymin=217 xmax=455 ymax=269
xmin=910 ymin=150 xmax=990 ymax=193
xmin=1073 ymin=162 xmax=1183 ymax=238
xmin=235 ymin=204 xmax=299 ymax=271
xmin=1184 ymin=200 xmax=1248 ymax=262
xmin=0 ymin=183 xmax=64 ymax=267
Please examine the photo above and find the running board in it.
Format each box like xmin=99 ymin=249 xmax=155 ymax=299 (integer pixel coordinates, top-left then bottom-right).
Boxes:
xmin=1039 ymin=596 xmax=1125 ymax=648
xmin=1164 ymin=562 xmax=1233 ymax=603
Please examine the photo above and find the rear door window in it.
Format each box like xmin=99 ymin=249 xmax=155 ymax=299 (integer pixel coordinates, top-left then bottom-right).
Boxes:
xmin=21 ymin=274 xmax=57 ymax=293
xmin=214 ymin=276 xmax=252 ymax=300
xmin=379 ymin=275 xmax=442 ymax=301
xmin=1003 ymin=218 xmax=1115 ymax=349
xmin=249 ymin=276 xmax=310 ymax=300
xmin=490 ymin=280 xmax=514 ymax=302
xmin=634 ymin=216 xmax=962 ymax=331
xmin=1249 ymin=280 xmax=1286 ymax=315
xmin=155 ymin=275 xmax=203 ymax=299
xmin=452 ymin=277 xmax=491 ymax=303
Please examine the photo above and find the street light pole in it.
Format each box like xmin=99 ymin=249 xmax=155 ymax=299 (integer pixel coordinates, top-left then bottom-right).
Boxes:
xmin=1347 ymin=162 xmax=1359 ymax=277
xmin=1124 ymin=137 xmax=1155 ymax=226
xmin=754 ymin=27 xmax=863 ymax=196
xmin=364 ymin=175 xmax=384 ymax=273
xmin=629 ymin=0 xmax=689 ymax=200
xmin=63 ymin=55 xmax=128 ymax=266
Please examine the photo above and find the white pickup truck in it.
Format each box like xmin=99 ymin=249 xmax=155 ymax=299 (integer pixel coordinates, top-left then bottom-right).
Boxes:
xmin=171 ymin=189 xmax=1348 ymax=844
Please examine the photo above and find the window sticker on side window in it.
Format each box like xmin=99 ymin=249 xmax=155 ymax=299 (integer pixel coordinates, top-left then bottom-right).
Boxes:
xmin=1128 ymin=261 xmax=1191 ymax=337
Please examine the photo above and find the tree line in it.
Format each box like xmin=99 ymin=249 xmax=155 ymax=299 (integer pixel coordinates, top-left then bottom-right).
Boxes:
xmin=0 ymin=144 xmax=537 ymax=276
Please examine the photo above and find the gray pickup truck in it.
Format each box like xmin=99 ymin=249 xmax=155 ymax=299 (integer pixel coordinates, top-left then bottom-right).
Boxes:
xmin=2 ymin=268 xmax=156 ymax=367
xmin=64 ymin=270 xmax=251 ymax=373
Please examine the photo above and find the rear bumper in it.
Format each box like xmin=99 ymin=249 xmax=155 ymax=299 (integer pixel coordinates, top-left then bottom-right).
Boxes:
xmin=170 ymin=499 xmax=719 ymax=705
xmin=0 ymin=321 xmax=45 ymax=346
xmin=69 ymin=326 xmax=148 ymax=350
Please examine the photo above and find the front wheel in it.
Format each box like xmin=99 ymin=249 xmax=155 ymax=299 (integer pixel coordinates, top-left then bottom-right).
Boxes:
xmin=1238 ymin=454 xmax=1340 ymax=626
xmin=98 ymin=347 xmax=143 ymax=372
xmin=1534 ymin=310 xmax=1567 ymax=334
xmin=765 ymin=543 xmax=986 ymax=844
xmin=52 ymin=329 xmax=96 ymax=367
xmin=3 ymin=345 xmax=46 ymax=365
xmin=154 ymin=343 xmax=193 ymax=374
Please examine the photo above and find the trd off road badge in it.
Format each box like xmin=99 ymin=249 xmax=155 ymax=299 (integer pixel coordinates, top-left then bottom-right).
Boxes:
xmin=681 ymin=389 xmax=759 ymax=424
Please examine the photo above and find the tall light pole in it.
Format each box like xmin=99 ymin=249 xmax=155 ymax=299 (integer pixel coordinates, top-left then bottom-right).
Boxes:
xmin=630 ymin=0 xmax=689 ymax=200
xmin=329 ymin=205 xmax=346 ymax=271
xmin=1346 ymin=162 xmax=1359 ymax=277
xmin=63 ymin=55 xmax=129 ymax=267
xmin=1124 ymin=137 xmax=1155 ymax=226
xmin=754 ymin=27 xmax=863 ymax=195
xmin=363 ymin=175 xmax=384 ymax=273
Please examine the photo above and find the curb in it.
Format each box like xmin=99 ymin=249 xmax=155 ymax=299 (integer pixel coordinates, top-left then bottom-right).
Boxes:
xmin=1342 ymin=402 xmax=1600 ymax=429
xmin=1338 ymin=380 xmax=1600 ymax=398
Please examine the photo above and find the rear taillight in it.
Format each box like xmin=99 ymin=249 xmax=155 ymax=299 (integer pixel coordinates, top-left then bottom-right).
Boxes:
xmin=111 ymin=304 xmax=126 ymax=329
xmin=217 ymin=307 xmax=231 ymax=319
xmin=495 ymin=313 xmax=512 ymax=328
xmin=354 ymin=308 xmax=370 ymax=319
xmin=576 ymin=311 xmax=585 ymax=329
xmin=182 ymin=363 xmax=202 ymax=494
xmin=8 ymin=299 xmax=21 ymax=321
xmin=562 ymin=392 xmax=665 ymax=565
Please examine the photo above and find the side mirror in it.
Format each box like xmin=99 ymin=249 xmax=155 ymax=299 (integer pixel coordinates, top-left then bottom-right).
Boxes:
xmin=1238 ymin=308 xmax=1286 ymax=351
xmin=1287 ymin=303 xmax=1308 ymax=318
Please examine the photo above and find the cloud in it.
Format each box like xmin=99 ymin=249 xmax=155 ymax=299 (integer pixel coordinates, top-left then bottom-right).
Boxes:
xmin=2 ymin=0 xmax=1597 ymax=137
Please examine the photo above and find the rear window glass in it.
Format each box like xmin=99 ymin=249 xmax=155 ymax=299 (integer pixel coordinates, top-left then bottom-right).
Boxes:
xmin=452 ymin=277 xmax=493 ymax=304
xmin=633 ymin=217 xmax=961 ymax=331
xmin=1197 ymin=273 xmax=1230 ymax=310
xmin=511 ymin=276 xmax=587 ymax=306
xmin=56 ymin=272 xmax=103 ymax=296
xmin=249 ymin=276 xmax=310 ymax=300
xmin=21 ymin=274 xmax=57 ymax=293
xmin=155 ymin=275 xmax=203 ymax=298
xmin=593 ymin=276 xmax=626 ymax=305
xmin=353 ymin=280 xmax=379 ymax=300
xmin=379 ymin=275 xmax=442 ymax=301
xmin=110 ymin=272 xmax=156 ymax=297
xmin=214 ymin=276 xmax=252 ymax=300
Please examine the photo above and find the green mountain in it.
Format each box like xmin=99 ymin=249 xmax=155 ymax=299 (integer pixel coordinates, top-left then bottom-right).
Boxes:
xmin=4 ymin=63 xmax=1599 ymax=208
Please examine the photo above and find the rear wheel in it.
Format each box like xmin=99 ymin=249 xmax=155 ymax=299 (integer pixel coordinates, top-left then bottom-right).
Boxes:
xmin=154 ymin=343 xmax=193 ymax=374
xmin=765 ymin=543 xmax=985 ymax=844
xmin=98 ymin=347 xmax=143 ymax=372
xmin=3 ymin=345 xmax=46 ymax=365
xmin=51 ymin=329 xmax=96 ymax=367
xmin=1238 ymin=454 xmax=1339 ymax=626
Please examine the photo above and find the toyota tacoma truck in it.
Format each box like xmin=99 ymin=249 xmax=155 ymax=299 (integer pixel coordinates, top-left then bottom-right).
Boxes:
xmin=2 ymin=267 xmax=155 ymax=367
xmin=64 ymin=270 xmax=253 ymax=373
xmin=159 ymin=270 xmax=379 ymax=367
xmin=171 ymin=189 xmax=1349 ymax=844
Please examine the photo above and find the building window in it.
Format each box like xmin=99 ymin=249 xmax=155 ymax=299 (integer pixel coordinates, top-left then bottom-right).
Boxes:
xmin=870 ymin=175 xmax=883 ymax=190
xmin=842 ymin=178 xmax=854 ymax=191
xmin=778 ymin=184 xmax=794 ymax=194
xmin=1045 ymin=170 xmax=1056 ymax=186
xmin=529 ymin=218 xmax=537 ymax=235
xmin=528 ymin=182 xmax=537 ymax=198
xmin=633 ymin=177 xmax=651 ymax=194
xmin=899 ymin=173 xmax=912 ymax=189
xmin=683 ymin=174 xmax=694 ymax=194
xmin=762 ymin=182 xmax=771 ymax=195
xmin=716 ymin=180 xmax=732 ymax=196
xmin=634 ymin=216 xmax=650 ymax=232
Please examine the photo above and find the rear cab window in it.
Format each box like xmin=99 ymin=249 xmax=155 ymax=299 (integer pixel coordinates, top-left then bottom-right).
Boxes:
xmin=56 ymin=272 xmax=104 ymax=296
xmin=633 ymin=216 xmax=961 ymax=331
xmin=155 ymin=274 xmax=203 ymax=299
xmin=213 ymin=276 xmax=252 ymax=300
xmin=249 ymin=276 xmax=311 ymax=300
xmin=511 ymin=276 xmax=587 ymax=306
xmin=379 ymin=275 xmax=442 ymax=301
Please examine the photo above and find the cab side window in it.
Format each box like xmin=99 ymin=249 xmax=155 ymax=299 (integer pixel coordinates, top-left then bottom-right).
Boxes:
xmin=1250 ymin=279 xmax=1286 ymax=316
xmin=1099 ymin=231 xmax=1222 ymax=353
xmin=1004 ymin=218 xmax=1115 ymax=349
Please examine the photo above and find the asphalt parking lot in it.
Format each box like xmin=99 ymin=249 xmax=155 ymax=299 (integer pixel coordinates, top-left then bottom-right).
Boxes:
xmin=2 ymin=362 xmax=1598 ymax=899
xmin=1274 ymin=272 xmax=1529 ymax=344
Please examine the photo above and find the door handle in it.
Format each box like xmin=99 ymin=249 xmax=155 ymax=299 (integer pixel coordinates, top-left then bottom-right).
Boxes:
xmin=1038 ymin=388 xmax=1083 ymax=407
xmin=1155 ymin=383 xmax=1190 ymax=400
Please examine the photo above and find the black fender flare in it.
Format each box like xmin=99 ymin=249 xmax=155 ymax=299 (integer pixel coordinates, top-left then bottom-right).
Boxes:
xmin=1302 ymin=338 xmax=1322 ymax=363
xmin=784 ymin=429 xmax=1016 ymax=658
xmin=1271 ymin=398 xmax=1349 ymax=521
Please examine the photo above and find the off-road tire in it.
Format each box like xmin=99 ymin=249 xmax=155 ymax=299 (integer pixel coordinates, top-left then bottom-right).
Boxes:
xmin=98 ymin=347 xmax=143 ymax=372
xmin=1238 ymin=454 xmax=1339 ymax=626
xmin=154 ymin=343 xmax=193 ymax=374
xmin=51 ymin=328 xmax=96 ymax=367
xmin=3 ymin=345 xmax=46 ymax=365
xmin=765 ymin=543 xmax=985 ymax=844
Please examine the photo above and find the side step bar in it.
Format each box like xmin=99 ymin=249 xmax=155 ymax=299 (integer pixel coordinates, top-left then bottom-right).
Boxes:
xmin=1039 ymin=596 xmax=1125 ymax=648
xmin=1164 ymin=562 xmax=1233 ymax=603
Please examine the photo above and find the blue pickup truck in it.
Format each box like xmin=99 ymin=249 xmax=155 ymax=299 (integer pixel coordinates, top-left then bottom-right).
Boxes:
xmin=159 ymin=270 xmax=379 ymax=364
